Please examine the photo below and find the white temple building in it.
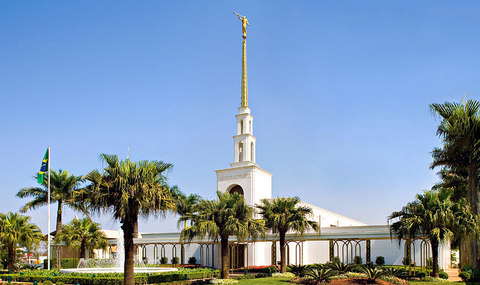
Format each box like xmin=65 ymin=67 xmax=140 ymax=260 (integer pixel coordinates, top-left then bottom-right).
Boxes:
xmin=107 ymin=18 xmax=453 ymax=271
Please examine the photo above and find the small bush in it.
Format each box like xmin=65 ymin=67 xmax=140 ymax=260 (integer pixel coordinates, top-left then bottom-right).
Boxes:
xmin=171 ymin=257 xmax=180 ymax=264
xmin=416 ymin=270 xmax=428 ymax=278
xmin=56 ymin=282 xmax=65 ymax=285
xmin=42 ymin=281 xmax=54 ymax=285
xmin=375 ymin=256 xmax=385 ymax=266
xmin=160 ymin=257 xmax=169 ymax=264
xmin=439 ymin=271 xmax=448 ymax=279
xmin=354 ymin=256 xmax=362 ymax=265
xmin=331 ymin=257 xmax=340 ymax=263
xmin=459 ymin=271 xmax=471 ymax=281
xmin=402 ymin=257 xmax=410 ymax=266
xmin=188 ymin=256 xmax=197 ymax=265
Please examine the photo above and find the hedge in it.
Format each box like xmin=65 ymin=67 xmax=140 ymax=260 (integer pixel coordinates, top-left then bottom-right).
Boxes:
xmin=0 ymin=269 xmax=220 ymax=284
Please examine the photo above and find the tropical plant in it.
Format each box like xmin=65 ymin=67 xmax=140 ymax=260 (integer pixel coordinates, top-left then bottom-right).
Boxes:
xmin=257 ymin=197 xmax=319 ymax=273
xmin=0 ymin=212 xmax=43 ymax=271
xmin=383 ymin=267 xmax=406 ymax=278
xmin=54 ymin=217 xmax=108 ymax=258
xmin=84 ymin=154 xmax=175 ymax=285
xmin=305 ymin=267 xmax=337 ymax=284
xmin=287 ymin=264 xmax=310 ymax=277
xmin=359 ymin=265 xmax=387 ymax=283
xmin=389 ymin=190 xmax=478 ymax=277
xmin=430 ymin=100 xmax=480 ymax=268
xmin=326 ymin=261 xmax=357 ymax=274
xmin=170 ymin=186 xmax=201 ymax=229
xmin=17 ymin=170 xmax=85 ymax=233
xmin=181 ymin=191 xmax=264 ymax=279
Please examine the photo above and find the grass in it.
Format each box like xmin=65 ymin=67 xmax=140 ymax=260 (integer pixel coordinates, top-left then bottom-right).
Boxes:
xmin=236 ymin=277 xmax=466 ymax=284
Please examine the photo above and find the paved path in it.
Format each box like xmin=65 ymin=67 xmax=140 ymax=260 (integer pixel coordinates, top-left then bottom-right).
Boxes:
xmin=444 ymin=268 xmax=461 ymax=282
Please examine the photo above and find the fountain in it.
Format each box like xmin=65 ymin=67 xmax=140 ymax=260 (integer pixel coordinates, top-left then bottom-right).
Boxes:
xmin=60 ymin=230 xmax=178 ymax=274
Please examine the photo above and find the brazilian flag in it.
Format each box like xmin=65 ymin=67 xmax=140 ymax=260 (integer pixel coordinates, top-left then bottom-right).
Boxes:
xmin=37 ymin=148 xmax=49 ymax=184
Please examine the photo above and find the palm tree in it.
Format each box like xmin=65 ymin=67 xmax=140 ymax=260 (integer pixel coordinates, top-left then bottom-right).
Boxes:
xmin=389 ymin=190 xmax=478 ymax=277
xmin=170 ymin=186 xmax=201 ymax=229
xmin=256 ymin=197 xmax=319 ymax=273
xmin=180 ymin=191 xmax=264 ymax=279
xmin=16 ymin=169 xmax=84 ymax=233
xmin=84 ymin=154 xmax=175 ymax=285
xmin=430 ymin=100 xmax=480 ymax=268
xmin=54 ymin=217 xmax=108 ymax=259
xmin=0 ymin=212 xmax=43 ymax=271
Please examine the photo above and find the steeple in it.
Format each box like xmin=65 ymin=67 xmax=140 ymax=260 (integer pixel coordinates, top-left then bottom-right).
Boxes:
xmin=241 ymin=37 xmax=248 ymax=107
xmin=232 ymin=13 xmax=255 ymax=167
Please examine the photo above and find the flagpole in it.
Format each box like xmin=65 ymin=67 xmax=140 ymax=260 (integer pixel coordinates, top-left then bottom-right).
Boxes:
xmin=47 ymin=146 xmax=51 ymax=270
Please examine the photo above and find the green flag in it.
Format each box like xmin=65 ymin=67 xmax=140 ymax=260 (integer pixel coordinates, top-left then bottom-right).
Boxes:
xmin=37 ymin=148 xmax=49 ymax=184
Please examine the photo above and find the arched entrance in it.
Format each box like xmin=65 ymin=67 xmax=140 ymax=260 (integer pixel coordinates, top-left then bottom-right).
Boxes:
xmin=228 ymin=185 xmax=244 ymax=196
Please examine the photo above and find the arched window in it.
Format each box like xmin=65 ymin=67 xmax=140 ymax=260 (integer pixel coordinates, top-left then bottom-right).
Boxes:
xmin=238 ymin=142 xmax=244 ymax=162
xmin=250 ymin=142 xmax=254 ymax=161
xmin=229 ymin=185 xmax=244 ymax=196
xmin=240 ymin=120 xmax=244 ymax=135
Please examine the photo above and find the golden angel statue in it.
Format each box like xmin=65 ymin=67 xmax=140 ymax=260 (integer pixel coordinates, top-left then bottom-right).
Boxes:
xmin=234 ymin=12 xmax=249 ymax=39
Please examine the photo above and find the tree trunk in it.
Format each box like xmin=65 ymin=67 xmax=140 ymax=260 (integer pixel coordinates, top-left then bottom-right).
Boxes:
xmin=7 ymin=243 xmax=15 ymax=272
xmin=133 ymin=219 xmax=139 ymax=238
xmin=431 ymin=239 xmax=439 ymax=278
xmin=122 ymin=214 xmax=137 ymax=285
xmin=80 ymin=240 xmax=86 ymax=259
xmin=280 ymin=231 xmax=286 ymax=273
xmin=221 ymin=237 xmax=229 ymax=279
xmin=467 ymin=164 xmax=480 ymax=269
xmin=56 ymin=200 xmax=63 ymax=234
xmin=460 ymin=238 xmax=472 ymax=268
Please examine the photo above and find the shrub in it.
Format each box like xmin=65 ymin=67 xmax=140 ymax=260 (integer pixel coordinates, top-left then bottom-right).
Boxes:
xmin=327 ymin=261 xmax=357 ymax=274
xmin=383 ymin=267 xmax=406 ymax=278
xmin=416 ymin=270 xmax=427 ymax=278
xmin=331 ymin=257 xmax=341 ymax=263
xmin=43 ymin=281 xmax=53 ymax=285
xmin=439 ymin=271 xmax=448 ymax=279
xmin=459 ymin=271 xmax=471 ymax=281
xmin=354 ymin=256 xmax=362 ymax=265
xmin=160 ymin=257 xmax=169 ymax=264
xmin=60 ymin=258 xmax=78 ymax=269
xmin=188 ymin=256 xmax=197 ymax=265
xmin=305 ymin=267 xmax=337 ymax=283
xmin=375 ymin=256 xmax=385 ymax=266
xmin=287 ymin=264 xmax=310 ymax=277
xmin=56 ymin=282 xmax=65 ymax=285
xmin=171 ymin=257 xmax=180 ymax=264
xmin=359 ymin=265 xmax=386 ymax=282
xmin=402 ymin=257 xmax=410 ymax=266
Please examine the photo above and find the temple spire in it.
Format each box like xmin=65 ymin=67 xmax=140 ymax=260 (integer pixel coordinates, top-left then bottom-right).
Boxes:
xmin=235 ymin=12 xmax=249 ymax=107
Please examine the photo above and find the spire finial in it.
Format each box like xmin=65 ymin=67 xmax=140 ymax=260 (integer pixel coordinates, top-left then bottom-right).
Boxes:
xmin=234 ymin=12 xmax=249 ymax=107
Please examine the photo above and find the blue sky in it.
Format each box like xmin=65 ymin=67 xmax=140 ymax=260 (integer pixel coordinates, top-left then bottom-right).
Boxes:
xmin=1 ymin=1 xmax=479 ymax=234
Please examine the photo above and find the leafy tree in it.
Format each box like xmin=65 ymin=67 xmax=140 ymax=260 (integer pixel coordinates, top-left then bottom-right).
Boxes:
xmin=430 ymin=100 xmax=480 ymax=268
xmin=17 ymin=170 xmax=84 ymax=233
xmin=84 ymin=154 xmax=175 ymax=285
xmin=389 ymin=190 xmax=478 ymax=277
xmin=0 ymin=212 xmax=43 ymax=271
xmin=180 ymin=191 xmax=264 ymax=279
xmin=54 ymin=217 xmax=108 ymax=258
xmin=257 ymin=197 xmax=319 ymax=273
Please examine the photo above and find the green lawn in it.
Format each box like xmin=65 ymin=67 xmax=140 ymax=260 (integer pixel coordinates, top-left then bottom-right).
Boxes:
xmin=236 ymin=277 xmax=466 ymax=284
